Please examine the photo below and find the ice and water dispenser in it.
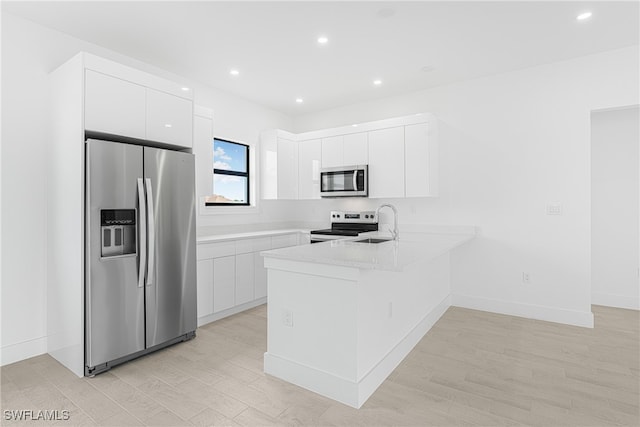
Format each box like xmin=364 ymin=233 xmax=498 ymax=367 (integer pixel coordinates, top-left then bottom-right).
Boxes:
xmin=101 ymin=209 xmax=136 ymax=258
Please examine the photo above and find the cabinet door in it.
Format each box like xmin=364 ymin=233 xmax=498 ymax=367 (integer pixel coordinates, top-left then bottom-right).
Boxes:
xmin=298 ymin=139 xmax=321 ymax=199
xmin=196 ymin=259 xmax=214 ymax=319
xmin=146 ymin=88 xmax=193 ymax=148
xmin=277 ymin=138 xmax=298 ymax=199
xmin=254 ymin=252 xmax=268 ymax=299
xmin=343 ymin=133 xmax=368 ymax=166
xmin=321 ymin=136 xmax=343 ymax=168
xmin=405 ymin=123 xmax=433 ymax=197
xmin=368 ymin=127 xmax=405 ymax=198
xmin=85 ymin=70 xmax=146 ymax=139
xmin=194 ymin=114 xmax=214 ymax=197
xmin=235 ymin=253 xmax=255 ymax=305
xmin=213 ymin=256 xmax=235 ymax=313
xmin=260 ymin=130 xmax=278 ymax=200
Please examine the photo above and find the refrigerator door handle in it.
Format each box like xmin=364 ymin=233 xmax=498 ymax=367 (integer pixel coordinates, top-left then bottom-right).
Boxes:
xmin=136 ymin=178 xmax=147 ymax=288
xmin=145 ymin=178 xmax=155 ymax=287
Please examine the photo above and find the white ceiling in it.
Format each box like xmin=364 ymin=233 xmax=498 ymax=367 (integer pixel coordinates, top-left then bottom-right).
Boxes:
xmin=3 ymin=1 xmax=639 ymax=116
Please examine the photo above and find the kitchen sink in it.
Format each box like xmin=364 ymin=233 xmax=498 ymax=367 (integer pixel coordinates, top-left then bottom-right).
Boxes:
xmin=353 ymin=238 xmax=393 ymax=244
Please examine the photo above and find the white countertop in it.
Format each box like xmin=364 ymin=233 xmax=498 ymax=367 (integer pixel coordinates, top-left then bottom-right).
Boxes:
xmin=261 ymin=229 xmax=475 ymax=272
xmin=197 ymin=228 xmax=308 ymax=244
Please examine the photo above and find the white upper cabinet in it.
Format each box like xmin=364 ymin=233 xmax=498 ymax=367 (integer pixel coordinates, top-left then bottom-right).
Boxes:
xmin=146 ymin=88 xmax=193 ymax=148
xmin=298 ymin=139 xmax=321 ymax=199
xmin=260 ymin=130 xmax=278 ymax=200
xmin=260 ymin=113 xmax=437 ymax=200
xmin=193 ymin=107 xmax=214 ymax=198
xmin=85 ymin=70 xmax=146 ymax=139
xmin=83 ymin=55 xmax=193 ymax=149
xmin=343 ymin=132 xmax=368 ymax=166
xmin=321 ymin=133 xmax=368 ymax=168
xmin=321 ymin=136 xmax=343 ymax=168
xmin=368 ymin=126 xmax=405 ymax=198
xmin=405 ymin=123 xmax=438 ymax=197
xmin=260 ymin=130 xmax=300 ymax=200
xmin=277 ymin=137 xmax=299 ymax=199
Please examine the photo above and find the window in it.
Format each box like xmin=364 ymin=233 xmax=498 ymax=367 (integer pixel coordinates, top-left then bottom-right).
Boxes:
xmin=205 ymin=138 xmax=250 ymax=206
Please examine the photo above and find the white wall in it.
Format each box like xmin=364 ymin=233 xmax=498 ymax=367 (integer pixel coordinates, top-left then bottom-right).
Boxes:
xmin=591 ymin=106 xmax=639 ymax=309
xmin=293 ymin=46 xmax=640 ymax=326
xmin=0 ymin=13 xmax=292 ymax=365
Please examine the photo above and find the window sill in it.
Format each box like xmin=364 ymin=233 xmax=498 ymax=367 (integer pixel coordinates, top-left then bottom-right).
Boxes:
xmin=199 ymin=198 xmax=260 ymax=215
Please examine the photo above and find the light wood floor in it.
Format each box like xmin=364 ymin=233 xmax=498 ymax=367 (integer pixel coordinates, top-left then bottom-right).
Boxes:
xmin=1 ymin=305 xmax=638 ymax=426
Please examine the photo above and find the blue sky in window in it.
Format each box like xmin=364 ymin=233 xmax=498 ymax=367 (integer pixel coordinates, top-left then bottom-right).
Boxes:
xmin=213 ymin=140 xmax=246 ymax=173
xmin=212 ymin=139 xmax=248 ymax=202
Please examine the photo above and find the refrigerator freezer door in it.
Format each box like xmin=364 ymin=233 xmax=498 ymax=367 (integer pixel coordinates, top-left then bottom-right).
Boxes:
xmin=86 ymin=139 xmax=145 ymax=368
xmin=144 ymin=147 xmax=197 ymax=347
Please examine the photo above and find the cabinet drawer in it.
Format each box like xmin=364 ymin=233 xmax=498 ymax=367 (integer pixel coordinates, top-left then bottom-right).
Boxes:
xmin=197 ymin=241 xmax=235 ymax=260
xmin=253 ymin=237 xmax=272 ymax=252
xmin=235 ymin=236 xmax=272 ymax=254
xmin=235 ymin=238 xmax=255 ymax=255
xmin=271 ymin=234 xmax=299 ymax=249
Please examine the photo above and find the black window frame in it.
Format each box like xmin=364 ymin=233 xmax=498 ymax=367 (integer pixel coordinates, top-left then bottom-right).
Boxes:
xmin=206 ymin=138 xmax=250 ymax=206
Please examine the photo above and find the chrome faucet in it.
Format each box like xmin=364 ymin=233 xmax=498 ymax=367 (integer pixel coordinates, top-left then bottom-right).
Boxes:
xmin=375 ymin=204 xmax=399 ymax=241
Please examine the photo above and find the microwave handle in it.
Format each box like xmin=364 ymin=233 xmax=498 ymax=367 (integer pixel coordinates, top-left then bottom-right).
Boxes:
xmin=353 ymin=170 xmax=358 ymax=191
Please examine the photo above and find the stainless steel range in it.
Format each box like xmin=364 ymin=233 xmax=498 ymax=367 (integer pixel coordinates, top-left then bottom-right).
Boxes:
xmin=310 ymin=210 xmax=378 ymax=243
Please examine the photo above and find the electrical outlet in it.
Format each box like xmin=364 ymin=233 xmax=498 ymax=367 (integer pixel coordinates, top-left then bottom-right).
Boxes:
xmin=522 ymin=272 xmax=531 ymax=284
xmin=546 ymin=203 xmax=562 ymax=216
xmin=281 ymin=309 xmax=293 ymax=327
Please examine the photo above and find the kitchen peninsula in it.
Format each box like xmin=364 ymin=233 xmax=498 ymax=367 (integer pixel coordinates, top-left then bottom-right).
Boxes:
xmin=261 ymin=228 xmax=475 ymax=408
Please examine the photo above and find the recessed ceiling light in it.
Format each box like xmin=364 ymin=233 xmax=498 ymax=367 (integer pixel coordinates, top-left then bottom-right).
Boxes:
xmin=317 ymin=36 xmax=329 ymax=45
xmin=230 ymin=69 xmax=239 ymax=76
xmin=164 ymin=124 xmax=172 ymax=128
xmin=296 ymin=98 xmax=304 ymax=104
xmin=576 ymin=11 xmax=592 ymax=21
xmin=352 ymin=124 xmax=358 ymax=127
xmin=181 ymin=87 xmax=190 ymax=91
xmin=373 ymin=79 xmax=382 ymax=86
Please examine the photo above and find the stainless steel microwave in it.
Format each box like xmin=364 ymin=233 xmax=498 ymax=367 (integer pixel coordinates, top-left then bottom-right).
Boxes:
xmin=320 ymin=165 xmax=368 ymax=197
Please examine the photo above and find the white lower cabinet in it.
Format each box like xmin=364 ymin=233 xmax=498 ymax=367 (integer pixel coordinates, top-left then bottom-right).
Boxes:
xmin=196 ymin=232 xmax=302 ymax=325
xmin=235 ymin=253 xmax=255 ymax=305
xmin=271 ymin=233 xmax=299 ymax=249
xmin=254 ymin=252 xmax=268 ymax=299
xmin=196 ymin=259 xmax=214 ymax=318
xmin=213 ymin=256 xmax=235 ymax=313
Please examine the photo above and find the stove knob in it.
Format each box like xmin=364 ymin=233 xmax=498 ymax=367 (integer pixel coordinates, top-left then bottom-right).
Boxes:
xmin=337 ymin=214 xmax=341 ymax=218
xmin=365 ymin=215 xmax=369 ymax=219
xmin=332 ymin=214 xmax=335 ymax=218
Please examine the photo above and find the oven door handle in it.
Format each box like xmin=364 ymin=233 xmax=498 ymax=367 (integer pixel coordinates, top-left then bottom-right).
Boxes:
xmin=352 ymin=170 xmax=358 ymax=191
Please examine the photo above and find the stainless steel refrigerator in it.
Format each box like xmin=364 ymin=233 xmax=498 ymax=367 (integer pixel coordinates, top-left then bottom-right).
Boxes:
xmin=85 ymin=135 xmax=197 ymax=376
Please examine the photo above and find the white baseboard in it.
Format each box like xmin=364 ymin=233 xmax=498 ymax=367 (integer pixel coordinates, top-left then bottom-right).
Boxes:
xmin=197 ymin=298 xmax=267 ymax=327
xmin=1 ymin=337 xmax=47 ymax=366
xmin=264 ymin=294 xmax=451 ymax=408
xmin=592 ymin=292 xmax=640 ymax=310
xmin=452 ymin=294 xmax=594 ymax=328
